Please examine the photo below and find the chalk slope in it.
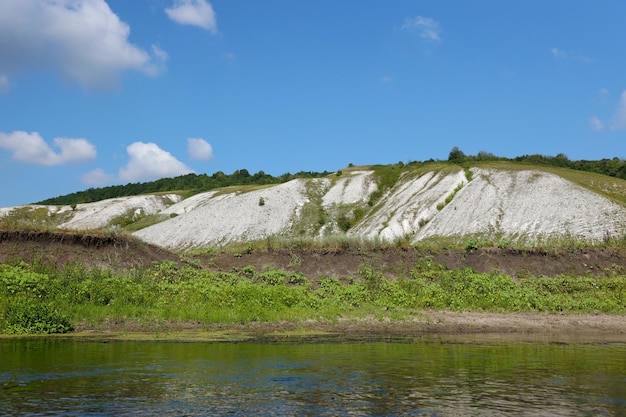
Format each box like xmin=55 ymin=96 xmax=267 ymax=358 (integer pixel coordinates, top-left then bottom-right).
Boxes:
xmin=2 ymin=166 xmax=625 ymax=248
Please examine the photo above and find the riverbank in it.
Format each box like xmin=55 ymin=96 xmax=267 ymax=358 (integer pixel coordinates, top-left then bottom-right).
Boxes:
xmin=2 ymin=232 xmax=626 ymax=339
xmin=19 ymin=311 xmax=618 ymax=343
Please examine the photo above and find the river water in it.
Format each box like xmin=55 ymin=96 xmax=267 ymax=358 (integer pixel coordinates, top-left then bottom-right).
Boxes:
xmin=1 ymin=336 xmax=624 ymax=416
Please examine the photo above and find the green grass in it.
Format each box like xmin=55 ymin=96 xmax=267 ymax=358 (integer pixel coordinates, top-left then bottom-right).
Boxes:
xmin=200 ymin=228 xmax=626 ymax=258
xmin=412 ymin=232 xmax=626 ymax=252
xmin=1 ymin=256 xmax=624 ymax=334
xmin=206 ymin=234 xmax=388 ymax=255
xmin=0 ymin=206 xmax=73 ymax=231
xmin=211 ymin=182 xmax=294 ymax=198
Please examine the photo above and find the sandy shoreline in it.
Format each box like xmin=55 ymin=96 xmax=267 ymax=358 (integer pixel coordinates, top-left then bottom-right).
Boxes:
xmin=9 ymin=311 xmax=620 ymax=343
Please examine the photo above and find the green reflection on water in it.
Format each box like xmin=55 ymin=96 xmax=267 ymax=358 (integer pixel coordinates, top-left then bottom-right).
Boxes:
xmin=1 ymin=338 xmax=625 ymax=416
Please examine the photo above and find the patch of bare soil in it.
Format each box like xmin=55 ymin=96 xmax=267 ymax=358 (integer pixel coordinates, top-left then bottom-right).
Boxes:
xmin=203 ymin=246 xmax=626 ymax=280
xmin=2 ymin=230 xmax=626 ymax=278
xmin=0 ymin=230 xmax=179 ymax=270
xmin=1 ymin=231 xmax=624 ymax=339
xmin=67 ymin=312 xmax=626 ymax=342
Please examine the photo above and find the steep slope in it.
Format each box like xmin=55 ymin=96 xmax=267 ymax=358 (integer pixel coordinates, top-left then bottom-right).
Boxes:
xmin=415 ymin=168 xmax=626 ymax=242
xmin=2 ymin=164 xmax=626 ymax=249
xmin=133 ymin=170 xmax=377 ymax=248
xmin=133 ymin=179 xmax=310 ymax=248
xmin=0 ymin=194 xmax=181 ymax=231
xmin=59 ymin=194 xmax=182 ymax=230
xmin=349 ymin=168 xmax=467 ymax=241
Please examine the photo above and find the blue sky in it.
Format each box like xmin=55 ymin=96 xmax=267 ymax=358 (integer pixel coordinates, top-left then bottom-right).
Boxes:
xmin=1 ymin=0 xmax=625 ymax=206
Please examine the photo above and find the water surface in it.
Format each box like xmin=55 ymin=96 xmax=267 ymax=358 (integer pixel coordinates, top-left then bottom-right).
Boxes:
xmin=1 ymin=336 xmax=624 ymax=416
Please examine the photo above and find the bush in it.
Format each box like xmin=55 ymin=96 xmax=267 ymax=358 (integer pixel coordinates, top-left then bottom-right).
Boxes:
xmin=337 ymin=214 xmax=352 ymax=232
xmin=0 ymin=265 xmax=51 ymax=299
xmin=2 ymin=301 xmax=73 ymax=334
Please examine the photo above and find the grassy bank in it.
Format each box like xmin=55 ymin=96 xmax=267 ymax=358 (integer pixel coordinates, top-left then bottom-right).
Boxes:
xmin=1 ymin=257 xmax=625 ymax=335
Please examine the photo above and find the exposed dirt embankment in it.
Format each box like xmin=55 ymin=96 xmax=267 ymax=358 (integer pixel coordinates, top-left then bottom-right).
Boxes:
xmin=0 ymin=230 xmax=179 ymax=269
xmin=2 ymin=231 xmax=625 ymax=338
xmin=203 ymin=246 xmax=626 ymax=279
xmin=3 ymin=230 xmax=624 ymax=279
xmin=0 ymin=230 xmax=126 ymax=247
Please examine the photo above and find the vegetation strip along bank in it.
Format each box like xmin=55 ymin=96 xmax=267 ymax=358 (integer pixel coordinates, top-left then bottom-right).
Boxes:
xmin=1 ymin=256 xmax=624 ymax=335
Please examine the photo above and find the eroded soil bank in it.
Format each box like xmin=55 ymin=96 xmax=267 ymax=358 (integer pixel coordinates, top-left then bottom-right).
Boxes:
xmin=55 ymin=311 xmax=626 ymax=343
xmin=2 ymin=230 xmax=626 ymax=279
xmin=1 ymin=231 xmax=625 ymax=342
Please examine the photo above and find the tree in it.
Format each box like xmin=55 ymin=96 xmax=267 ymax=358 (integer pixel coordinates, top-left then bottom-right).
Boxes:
xmin=476 ymin=150 xmax=496 ymax=161
xmin=448 ymin=146 xmax=466 ymax=163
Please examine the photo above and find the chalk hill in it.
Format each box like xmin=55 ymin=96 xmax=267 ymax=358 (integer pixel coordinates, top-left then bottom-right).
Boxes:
xmin=2 ymin=162 xmax=626 ymax=249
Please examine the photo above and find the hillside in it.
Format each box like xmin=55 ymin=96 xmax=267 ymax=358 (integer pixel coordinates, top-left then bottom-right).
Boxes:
xmin=1 ymin=230 xmax=626 ymax=280
xmin=2 ymin=161 xmax=626 ymax=249
xmin=2 ymin=161 xmax=626 ymax=337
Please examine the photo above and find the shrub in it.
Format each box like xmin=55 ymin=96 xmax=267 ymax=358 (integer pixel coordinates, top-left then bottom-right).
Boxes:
xmin=259 ymin=269 xmax=287 ymax=286
xmin=2 ymin=301 xmax=73 ymax=334
xmin=465 ymin=238 xmax=480 ymax=251
xmin=337 ymin=214 xmax=352 ymax=232
xmin=0 ymin=265 xmax=50 ymax=299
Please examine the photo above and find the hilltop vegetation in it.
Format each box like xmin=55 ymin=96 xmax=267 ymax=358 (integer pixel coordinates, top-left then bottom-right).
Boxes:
xmin=449 ymin=147 xmax=626 ymax=178
xmin=36 ymin=169 xmax=332 ymax=206
xmin=1 ymin=149 xmax=624 ymax=250
xmin=34 ymin=149 xmax=626 ymax=206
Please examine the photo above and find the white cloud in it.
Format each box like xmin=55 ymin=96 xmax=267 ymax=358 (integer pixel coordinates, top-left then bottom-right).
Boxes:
xmin=144 ymin=45 xmax=169 ymax=76
xmin=81 ymin=168 xmax=114 ymax=186
xmin=0 ymin=0 xmax=166 ymax=90
xmin=0 ymin=131 xmax=96 ymax=166
xmin=589 ymin=90 xmax=626 ymax=132
xmin=221 ymin=52 xmax=236 ymax=62
xmin=550 ymin=48 xmax=567 ymax=59
xmin=590 ymin=116 xmax=604 ymax=131
xmin=550 ymin=47 xmax=591 ymax=63
xmin=119 ymin=142 xmax=194 ymax=182
xmin=0 ymin=74 xmax=8 ymax=93
xmin=166 ymin=0 xmax=218 ymax=33
xmin=187 ymin=138 xmax=214 ymax=161
xmin=401 ymin=16 xmax=442 ymax=42
xmin=610 ymin=90 xmax=626 ymax=131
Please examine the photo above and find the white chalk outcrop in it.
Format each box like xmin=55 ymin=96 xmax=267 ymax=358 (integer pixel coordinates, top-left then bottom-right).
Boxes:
xmin=350 ymin=169 xmax=467 ymax=241
xmin=133 ymin=179 xmax=311 ymax=249
xmin=322 ymin=171 xmax=377 ymax=206
xmin=2 ymin=166 xmax=626 ymax=248
xmin=59 ymin=194 xmax=181 ymax=230
xmin=414 ymin=168 xmax=626 ymax=242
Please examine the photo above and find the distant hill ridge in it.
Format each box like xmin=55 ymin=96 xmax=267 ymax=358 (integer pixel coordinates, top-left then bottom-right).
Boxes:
xmin=1 ymin=153 xmax=625 ymax=249
xmin=36 ymin=150 xmax=626 ymax=206
xmin=37 ymin=169 xmax=331 ymax=206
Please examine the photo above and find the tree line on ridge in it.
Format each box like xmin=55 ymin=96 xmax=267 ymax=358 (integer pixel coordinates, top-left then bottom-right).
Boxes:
xmin=36 ymin=149 xmax=626 ymax=206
